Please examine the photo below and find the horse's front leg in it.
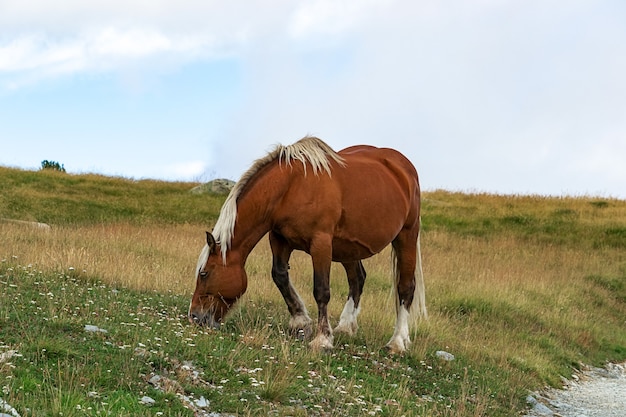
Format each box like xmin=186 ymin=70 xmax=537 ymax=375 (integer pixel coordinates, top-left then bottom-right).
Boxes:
xmin=334 ymin=261 xmax=366 ymax=336
xmin=309 ymin=234 xmax=334 ymax=350
xmin=269 ymin=232 xmax=312 ymax=339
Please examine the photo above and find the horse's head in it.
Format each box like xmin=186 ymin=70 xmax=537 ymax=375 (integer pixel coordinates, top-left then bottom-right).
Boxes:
xmin=188 ymin=232 xmax=247 ymax=328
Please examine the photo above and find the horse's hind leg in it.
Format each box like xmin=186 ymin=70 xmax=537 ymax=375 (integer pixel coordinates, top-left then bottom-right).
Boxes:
xmin=334 ymin=260 xmax=366 ymax=336
xmin=386 ymin=229 xmax=421 ymax=354
xmin=269 ymin=232 xmax=312 ymax=338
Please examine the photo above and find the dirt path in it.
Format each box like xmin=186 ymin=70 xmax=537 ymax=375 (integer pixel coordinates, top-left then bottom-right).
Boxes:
xmin=525 ymin=362 xmax=626 ymax=416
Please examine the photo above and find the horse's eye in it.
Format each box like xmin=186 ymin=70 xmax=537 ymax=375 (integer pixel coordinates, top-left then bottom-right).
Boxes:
xmin=199 ymin=271 xmax=208 ymax=278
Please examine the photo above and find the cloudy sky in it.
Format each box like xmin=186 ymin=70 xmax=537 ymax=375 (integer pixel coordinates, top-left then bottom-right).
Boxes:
xmin=1 ymin=0 xmax=625 ymax=198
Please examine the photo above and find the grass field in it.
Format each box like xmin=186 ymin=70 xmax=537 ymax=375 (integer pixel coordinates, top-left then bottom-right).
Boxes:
xmin=1 ymin=166 xmax=625 ymax=416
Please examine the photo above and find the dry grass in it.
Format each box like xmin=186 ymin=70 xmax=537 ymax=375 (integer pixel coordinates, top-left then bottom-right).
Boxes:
xmin=3 ymin=214 xmax=622 ymax=368
xmin=1 ymin=222 xmax=202 ymax=294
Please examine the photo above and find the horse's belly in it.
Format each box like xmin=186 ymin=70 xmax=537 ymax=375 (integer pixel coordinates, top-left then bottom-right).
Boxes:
xmin=330 ymin=192 xmax=409 ymax=261
xmin=330 ymin=235 xmax=391 ymax=262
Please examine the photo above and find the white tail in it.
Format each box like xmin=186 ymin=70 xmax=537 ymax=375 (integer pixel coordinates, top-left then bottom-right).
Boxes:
xmin=413 ymin=229 xmax=428 ymax=320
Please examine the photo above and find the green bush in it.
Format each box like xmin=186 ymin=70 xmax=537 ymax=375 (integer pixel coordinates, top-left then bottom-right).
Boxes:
xmin=40 ymin=160 xmax=66 ymax=172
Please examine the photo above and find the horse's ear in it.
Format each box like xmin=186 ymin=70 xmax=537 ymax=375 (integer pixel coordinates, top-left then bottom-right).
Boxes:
xmin=206 ymin=232 xmax=217 ymax=254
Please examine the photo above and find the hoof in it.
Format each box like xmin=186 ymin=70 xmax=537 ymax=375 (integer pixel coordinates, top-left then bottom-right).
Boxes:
xmin=335 ymin=298 xmax=360 ymax=336
xmin=289 ymin=315 xmax=312 ymax=340
xmin=333 ymin=321 xmax=358 ymax=336
xmin=309 ymin=334 xmax=334 ymax=351
xmin=385 ymin=336 xmax=410 ymax=355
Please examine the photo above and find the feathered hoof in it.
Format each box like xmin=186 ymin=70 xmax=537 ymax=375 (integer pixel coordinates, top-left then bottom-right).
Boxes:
xmin=333 ymin=321 xmax=358 ymax=336
xmin=385 ymin=336 xmax=410 ymax=355
xmin=289 ymin=315 xmax=313 ymax=340
xmin=309 ymin=334 xmax=334 ymax=351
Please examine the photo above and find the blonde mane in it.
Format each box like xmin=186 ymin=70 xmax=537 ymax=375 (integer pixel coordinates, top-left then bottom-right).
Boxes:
xmin=211 ymin=136 xmax=345 ymax=263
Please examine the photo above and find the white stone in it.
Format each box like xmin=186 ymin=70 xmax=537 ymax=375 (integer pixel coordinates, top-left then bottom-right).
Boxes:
xmin=139 ymin=396 xmax=156 ymax=406
xmin=84 ymin=325 xmax=107 ymax=333
xmin=195 ymin=396 xmax=209 ymax=408
xmin=435 ymin=350 xmax=455 ymax=361
xmin=0 ymin=397 xmax=20 ymax=417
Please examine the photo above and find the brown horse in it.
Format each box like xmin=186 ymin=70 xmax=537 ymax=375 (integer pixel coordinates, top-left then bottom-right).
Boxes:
xmin=189 ymin=136 xmax=426 ymax=353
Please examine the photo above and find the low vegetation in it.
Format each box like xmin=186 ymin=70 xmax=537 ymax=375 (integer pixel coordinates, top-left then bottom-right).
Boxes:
xmin=1 ymin=166 xmax=625 ymax=416
xmin=40 ymin=160 xmax=66 ymax=173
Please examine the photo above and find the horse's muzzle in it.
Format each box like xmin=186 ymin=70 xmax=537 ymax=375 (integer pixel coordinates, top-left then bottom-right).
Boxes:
xmin=188 ymin=311 xmax=221 ymax=329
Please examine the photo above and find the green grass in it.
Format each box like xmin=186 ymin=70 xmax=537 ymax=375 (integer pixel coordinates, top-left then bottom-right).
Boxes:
xmin=0 ymin=166 xmax=222 ymax=225
xmin=1 ymin=263 xmax=507 ymax=416
xmin=423 ymin=190 xmax=626 ymax=249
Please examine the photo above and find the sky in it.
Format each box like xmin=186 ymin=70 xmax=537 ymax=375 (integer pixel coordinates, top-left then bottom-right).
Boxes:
xmin=1 ymin=0 xmax=625 ymax=199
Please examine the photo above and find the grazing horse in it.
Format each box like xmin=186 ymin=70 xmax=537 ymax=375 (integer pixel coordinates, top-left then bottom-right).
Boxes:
xmin=189 ymin=136 xmax=426 ymax=353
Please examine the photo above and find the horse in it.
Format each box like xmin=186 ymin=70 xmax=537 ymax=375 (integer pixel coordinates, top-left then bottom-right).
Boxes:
xmin=188 ymin=136 xmax=426 ymax=353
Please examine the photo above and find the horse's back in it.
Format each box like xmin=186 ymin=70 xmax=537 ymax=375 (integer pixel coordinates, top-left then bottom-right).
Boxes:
xmin=338 ymin=145 xmax=419 ymax=191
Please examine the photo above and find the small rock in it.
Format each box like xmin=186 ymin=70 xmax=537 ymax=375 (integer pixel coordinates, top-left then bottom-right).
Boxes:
xmin=148 ymin=375 xmax=162 ymax=386
xmin=84 ymin=325 xmax=107 ymax=334
xmin=195 ymin=396 xmax=209 ymax=408
xmin=525 ymin=396 xmax=554 ymax=416
xmin=134 ymin=347 xmax=148 ymax=357
xmin=0 ymin=397 xmax=20 ymax=417
xmin=139 ymin=396 xmax=156 ymax=406
xmin=435 ymin=350 xmax=455 ymax=361
xmin=190 ymin=179 xmax=235 ymax=195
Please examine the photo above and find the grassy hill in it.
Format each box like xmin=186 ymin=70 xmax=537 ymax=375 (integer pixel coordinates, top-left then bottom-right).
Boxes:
xmin=1 ymin=166 xmax=625 ymax=416
xmin=0 ymin=166 xmax=222 ymax=225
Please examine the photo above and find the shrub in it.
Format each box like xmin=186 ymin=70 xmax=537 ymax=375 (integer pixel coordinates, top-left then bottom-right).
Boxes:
xmin=41 ymin=160 xmax=66 ymax=173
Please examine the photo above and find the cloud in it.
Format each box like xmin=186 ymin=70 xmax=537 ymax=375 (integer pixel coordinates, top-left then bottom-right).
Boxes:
xmin=288 ymin=0 xmax=390 ymax=38
xmin=0 ymin=1 xmax=290 ymax=89
xmin=0 ymin=28 xmax=217 ymax=89
xmin=0 ymin=1 xmax=391 ymax=88
xmin=1 ymin=1 xmax=625 ymax=197
xmin=208 ymin=0 xmax=626 ymax=197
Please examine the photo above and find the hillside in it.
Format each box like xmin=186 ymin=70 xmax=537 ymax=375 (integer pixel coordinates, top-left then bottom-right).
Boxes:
xmin=0 ymin=166 xmax=223 ymax=225
xmin=2 ymin=166 xmax=625 ymax=246
xmin=1 ymin=166 xmax=625 ymax=416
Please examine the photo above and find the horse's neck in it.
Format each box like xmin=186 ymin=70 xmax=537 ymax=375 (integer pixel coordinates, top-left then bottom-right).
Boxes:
xmin=229 ymin=169 xmax=285 ymax=264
